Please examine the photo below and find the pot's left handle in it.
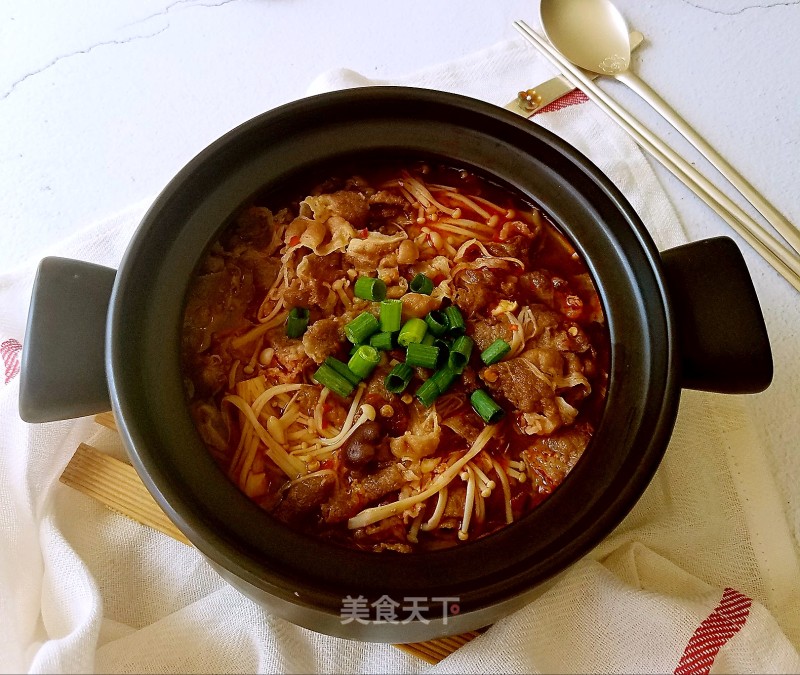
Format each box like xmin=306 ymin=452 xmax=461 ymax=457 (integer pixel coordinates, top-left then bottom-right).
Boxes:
xmin=19 ymin=257 xmax=116 ymax=423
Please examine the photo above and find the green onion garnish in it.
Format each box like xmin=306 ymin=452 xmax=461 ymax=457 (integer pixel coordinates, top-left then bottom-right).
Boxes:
xmin=324 ymin=356 xmax=360 ymax=386
xmin=480 ymin=338 xmax=511 ymax=365
xmin=433 ymin=337 xmax=451 ymax=368
xmin=421 ymin=332 xmax=436 ymax=346
xmin=430 ymin=366 xmax=458 ymax=395
xmin=285 ymin=307 xmax=310 ymax=338
xmin=415 ymin=378 xmax=441 ymax=407
xmin=470 ymin=389 xmax=505 ymax=424
xmin=348 ymin=345 xmax=381 ymax=380
xmin=369 ymin=331 xmax=394 ymax=351
xmin=354 ymin=276 xmax=387 ymax=301
xmin=379 ymin=299 xmax=402 ymax=332
xmin=385 ymin=363 xmax=413 ymax=394
xmin=424 ymin=309 xmax=449 ymax=337
xmin=443 ymin=306 xmax=466 ymax=336
xmin=410 ymin=273 xmax=434 ymax=295
xmin=406 ymin=343 xmax=440 ymax=370
xmin=448 ymin=335 xmax=474 ymax=373
xmin=344 ymin=311 xmax=380 ymax=344
xmin=397 ymin=317 xmax=428 ymax=347
xmin=313 ymin=363 xmax=355 ymax=398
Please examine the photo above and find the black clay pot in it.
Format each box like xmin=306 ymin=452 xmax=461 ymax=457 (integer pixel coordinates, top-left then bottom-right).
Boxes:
xmin=19 ymin=88 xmax=772 ymax=643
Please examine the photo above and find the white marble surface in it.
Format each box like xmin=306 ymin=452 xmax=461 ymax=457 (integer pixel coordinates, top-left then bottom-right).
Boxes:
xmin=3 ymin=0 xmax=798 ymax=543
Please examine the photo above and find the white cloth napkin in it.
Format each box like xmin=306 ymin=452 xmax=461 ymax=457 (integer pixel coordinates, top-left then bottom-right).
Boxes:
xmin=2 ymin=39 xmax=799 ymax=674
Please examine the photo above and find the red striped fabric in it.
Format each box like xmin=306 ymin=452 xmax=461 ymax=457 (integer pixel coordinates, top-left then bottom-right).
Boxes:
xmin=535 ymin=90 xmax=589 ymax=115
xmin=674 ymin=587 xmax=752 ymax=675
xmin=1 ymin=338 xmax=22 ymax=384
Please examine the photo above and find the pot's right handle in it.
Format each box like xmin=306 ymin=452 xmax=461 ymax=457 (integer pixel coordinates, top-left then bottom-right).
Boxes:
xmin=661 ymin=236 xmax=773 ymax=394
xmin=19 ymin=257 xmax=116 ymax=423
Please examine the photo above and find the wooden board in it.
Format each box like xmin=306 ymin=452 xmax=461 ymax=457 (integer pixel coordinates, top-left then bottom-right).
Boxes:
xmin=59 ymin=414 xmax=483 ymax=663
xmin=61 ymin=443 xmax=191 ymax=546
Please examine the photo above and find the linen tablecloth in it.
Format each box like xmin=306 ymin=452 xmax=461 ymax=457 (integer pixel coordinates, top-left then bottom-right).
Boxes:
xmin=2 ymin=38 xmax=799 ymax=674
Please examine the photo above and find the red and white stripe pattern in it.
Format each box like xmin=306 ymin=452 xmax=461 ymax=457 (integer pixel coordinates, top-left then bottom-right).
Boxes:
xmin=535 ymin=90 xmax=590 ymax=116
xmin=1 ymin=338 xmax=22 ymax=384
xmin=674 ymin=587 xmax=752 ymax=675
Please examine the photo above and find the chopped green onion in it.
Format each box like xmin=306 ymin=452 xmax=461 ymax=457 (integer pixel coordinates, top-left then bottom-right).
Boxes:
xmin=344 ymin=311 xmax=380 ymax=344
xmin=385 ymin=363 xmax=413 ymax=394
xmin=354 ymin=276 xmax=387 ymax=301
xmin=416 ymin=378 xmax=441 ymax=407
xmin=443 ymin=306 xmax=466 ymax=336
xmin=324 ymin=357 xmax=360 ymax=386
xmin=470 ymin=389 xmax=505 ymax=424
xmin=448 ymin=335 xmax=474 ymax=373
xmin=424 ymin=310 xmax=449 ymax=337
xmin=397 ymin=317 xmax=428 ymax=347
xmin=406 ymin=343 xmax=440 ymax=369
xmin=430 ymin=366 xmax=458 ymax=394
xmin=285 ymin=307 xmax=310 ymax=338
xmin=369 ymin=331 xmax=394 ymax=351
xmin=348 ymin=345 xmax=381 ymax=379
xmin=421 ymin=332 xmax=436 ymax=346
xmin=481 ymin=338 xmax=511 ymax=365
xmin=379 ymin=299 xmax=402 ymax=332
xmin=313 ymin=363 xmax=355 ymax=398
xmin=433 ymin=337 xmax=451 ymax=368
xmin=410 ymin=273 xmax=434 ymax=295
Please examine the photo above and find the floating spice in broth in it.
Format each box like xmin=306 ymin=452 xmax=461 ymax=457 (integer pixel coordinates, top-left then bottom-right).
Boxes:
xmin=181 ymin=161 xmax=609 ymax=552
